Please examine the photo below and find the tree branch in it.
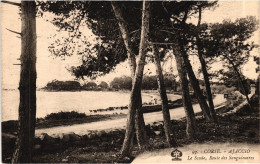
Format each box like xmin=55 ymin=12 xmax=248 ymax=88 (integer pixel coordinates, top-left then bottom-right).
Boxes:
xmin=150 ymin=42 xmax=174 ymax=45
xmin=162 ymin=1 xmax=169 ymax=14
xmin=181 ymin=8 xmax=189 ymax=24
xmin=1 ymin=1 xmax=21 ymax=7
xmin=197 ymin=6 xmax=202 ymax=27
xmin=171 ymin=16 xmax=182 ymax=23
xmin=159 ymin=29 xmax=179 ymax=35
xmin=6 ymin=28 xmax=21 ymax=35
xmin=129 ymin=29 xmax=140 ymax=35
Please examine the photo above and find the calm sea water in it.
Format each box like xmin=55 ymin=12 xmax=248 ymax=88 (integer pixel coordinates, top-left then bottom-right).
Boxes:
xmin=1 ymin=90 xmax=180 ymax=121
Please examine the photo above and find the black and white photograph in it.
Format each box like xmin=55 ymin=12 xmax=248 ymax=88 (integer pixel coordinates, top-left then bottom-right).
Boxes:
xmin=1 ymin=0 xmax=259 ymax=163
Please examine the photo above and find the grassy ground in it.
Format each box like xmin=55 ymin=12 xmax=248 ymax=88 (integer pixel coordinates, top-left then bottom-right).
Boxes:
xmin=2 ymin=96 xmax=258 ymax=163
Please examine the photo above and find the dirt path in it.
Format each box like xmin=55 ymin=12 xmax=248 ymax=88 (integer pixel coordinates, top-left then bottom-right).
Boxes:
xmin=35 ymin=94 xmax=225 ymax=137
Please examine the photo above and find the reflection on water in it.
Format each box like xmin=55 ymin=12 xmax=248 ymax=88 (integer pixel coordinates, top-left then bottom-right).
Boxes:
xmin=1 ymin=90 xmax=180 ymax=121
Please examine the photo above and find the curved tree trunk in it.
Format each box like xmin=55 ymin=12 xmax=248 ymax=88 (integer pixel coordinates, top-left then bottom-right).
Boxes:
xmin=120 ymin=1 xmax=150 ymax=155
xmin=111 ymin=1 xmax=147 ymax=151
xmin=111 ymin=2 xmax=136 ymax=75
xmin=172 ymin=41 xmax=196 ymax=139
xmin=179 ymin=42 xmax=212 ymax=121
xmin=223 ymin=54 xmax=253 ymax=111
xmin=153 ymin=45 xmax=177 ymax=147
xmin=12 ymin=1 xmax=37 ymax=163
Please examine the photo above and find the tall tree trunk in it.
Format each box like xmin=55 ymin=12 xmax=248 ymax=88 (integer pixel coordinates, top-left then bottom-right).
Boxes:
xmin=111 ymin=2 xmax=136 ymax=75
xmin=196 ymin=6 xmax=217 ymax=121
xmin=179 ymin=41 xmax=212 ymax=121
xmin=111 ymin=1 xmax=147 ymax=150
xmin=120 ymin=1 xmax=150 ymax=155
xmin=153 ymin=45 xmax=177 ymax=146
xmin=135 ymin=92 xmax=148 ymax=149
xmin=172 ymin=40 xmax=196 ymax=139
xmin=223 ymin=55 xmax=253 ymax=111
xmin=197 ymin=49 xmax=217 ymax=121
xmin=12 ymin=1 xmax=37 ymax=163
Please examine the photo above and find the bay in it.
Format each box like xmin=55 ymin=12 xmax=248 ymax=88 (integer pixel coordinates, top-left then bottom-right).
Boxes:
xmin=1 ymin=90 xmax=180 ymax=121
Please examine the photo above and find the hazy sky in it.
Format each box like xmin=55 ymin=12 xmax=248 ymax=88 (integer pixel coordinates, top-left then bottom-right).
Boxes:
xmin=1 ymin=1 xmax=259 ymax=89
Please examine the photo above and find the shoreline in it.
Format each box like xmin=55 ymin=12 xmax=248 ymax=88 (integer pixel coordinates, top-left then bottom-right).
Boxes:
xmin=2 ymin=89 xmax=183 ymax=121
xmin=2 ymin=94 xmax=198 ymax=131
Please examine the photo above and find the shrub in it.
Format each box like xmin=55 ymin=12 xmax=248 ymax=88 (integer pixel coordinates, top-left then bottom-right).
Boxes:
xmin=44 ymin=111 xmax=87 ymax=120
xmin=45 ymin=80 xmax=81 ymax=91
xmin=211 ymin=84 xmax=236 ymax=94
xmin=82 ymin=82 xmax=98 ymax=90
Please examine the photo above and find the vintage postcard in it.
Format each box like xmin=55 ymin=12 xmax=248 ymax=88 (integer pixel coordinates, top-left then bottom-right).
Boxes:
xmin=1 ymin=0 xmax=259 ymax=163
